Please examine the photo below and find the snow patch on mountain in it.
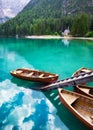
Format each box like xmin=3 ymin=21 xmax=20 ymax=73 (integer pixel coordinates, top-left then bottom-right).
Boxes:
xmin=0 ymin=0 xmax=30 ymax=23
xmin=2 ymin=0 xmax=30 ymax=17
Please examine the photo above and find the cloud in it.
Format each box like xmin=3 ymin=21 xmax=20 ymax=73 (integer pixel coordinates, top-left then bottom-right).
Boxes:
xmin=0 ymin=79 xmax=69 ymax=130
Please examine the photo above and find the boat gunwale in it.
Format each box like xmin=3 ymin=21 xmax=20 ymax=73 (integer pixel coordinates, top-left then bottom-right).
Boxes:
xmin=73 ymin=67 xmax=93 ymax=98
xmin=58 ymin=88 xmax=93 ymax=129
xmin=75 ymin=85 xmax=93 ymax=97
xmin=10 ymin=68 xmax=59 ymax=83
xmin=73 ymin=67 xmax=93 ymax=77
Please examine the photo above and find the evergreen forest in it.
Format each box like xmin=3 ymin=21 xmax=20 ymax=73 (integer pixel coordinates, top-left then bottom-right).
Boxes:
xmin=0 ymin=0 xmax=93 ymax=37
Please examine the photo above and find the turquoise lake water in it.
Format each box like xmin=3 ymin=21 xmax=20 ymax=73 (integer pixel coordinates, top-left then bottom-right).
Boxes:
xmin=0 ymin=37 xmax=93 ymax=130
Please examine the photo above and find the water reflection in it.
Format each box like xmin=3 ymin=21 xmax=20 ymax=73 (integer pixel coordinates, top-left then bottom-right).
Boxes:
xmin=0 ymin=38 xmax=92 ymax=130
xmin=0 ymin=79 xmax=68 ymax=130
xmin=11 ymin=77 xmax=46 ymax=90
xmin=62 ymin=39 xmax=69 ymax=46
xmin=0 ymin=92 xmax=24 ymax=127
xmin=23 ymin=99 xmax=49 ymax=130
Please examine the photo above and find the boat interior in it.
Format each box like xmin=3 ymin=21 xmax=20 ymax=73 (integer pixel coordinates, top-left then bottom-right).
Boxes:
xmin=13 ymin=69 xmax=55 ymax=78
xmin=60 ymin=90 xmax=93 ymax=124
xmin=61 ymin=90 xmax=79 ymax=105
xmin=78 ymin=86 xmax=90 ymax=94
xmin=71 ymin=97 xmax=93 ymax=124
xmin=73 ymin=68 xmax=93 ymax=76
xmin=76 ymin=85 xmax=93 ymax=96
xmin=89 ymin=88 xmax=93 ymax=95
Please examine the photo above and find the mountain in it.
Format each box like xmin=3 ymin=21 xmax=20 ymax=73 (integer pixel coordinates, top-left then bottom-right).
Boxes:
xmin=21 ymin=0 xmax=93 ymax=18
xmin=1 ymin=0 xmax=93 ymax=23
xmin=0 ymin=0 xmax=30 ymax=23
xmin=0 ymin=0 xmax=93 ymax=36
xmin=0 ymin=0 xmax=5 ymax=23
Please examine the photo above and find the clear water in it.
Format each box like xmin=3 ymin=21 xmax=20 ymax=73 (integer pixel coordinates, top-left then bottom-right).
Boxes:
xmin=0 ymin=37 xmax=93 ymax=130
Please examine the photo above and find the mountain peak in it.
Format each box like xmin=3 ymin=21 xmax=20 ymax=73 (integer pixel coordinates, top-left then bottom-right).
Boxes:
xmin=0 ymin=0 xmax=30 ymax=23
xmin=0 ymin=0 xmax=93 ymax=36
xmin=18 ymin=0 xmax=93 ymax=21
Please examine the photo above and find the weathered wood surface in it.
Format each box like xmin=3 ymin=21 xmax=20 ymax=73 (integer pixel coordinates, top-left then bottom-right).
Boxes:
xmin=38 ymin=71 xmax=93 ymax=91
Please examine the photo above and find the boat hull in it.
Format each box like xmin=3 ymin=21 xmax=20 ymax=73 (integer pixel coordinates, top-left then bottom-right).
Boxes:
xmin=73 ymin=67 xmax=93 ymax=98
xmin=58 ymin=89 xmax=93 ymax=129
xmin=74 ymin=85 xmax=93 ymax=98
xmin=73 ymin=67 xmax=93 ymax=77
xmin=10 ymin=68 xmax=58 ymax=84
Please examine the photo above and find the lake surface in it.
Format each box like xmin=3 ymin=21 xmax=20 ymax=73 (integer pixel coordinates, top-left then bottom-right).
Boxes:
xmin=0 ymin=37 xmax=93 ymax=130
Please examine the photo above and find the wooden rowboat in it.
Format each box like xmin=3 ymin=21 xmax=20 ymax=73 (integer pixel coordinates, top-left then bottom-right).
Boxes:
xmin=10 ymin=68 xmax=58 ymax=84
xmin=73 ymin=67 xmax=93 ymax=98
xmin=74 ymin=84 xmax=93 ymax=98
xmin=73 ymin=67 xmax=93 ymax=77
xmin=58 ymin=89 xmax=93 ymax=129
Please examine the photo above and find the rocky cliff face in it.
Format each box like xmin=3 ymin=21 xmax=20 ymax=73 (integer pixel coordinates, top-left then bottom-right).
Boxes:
xmin=23 ymin=0 xmax=93 ymax=16
xmin=0 ymin=0 xmax=5 ymax=23
xmin=1 ymin=0 xmax=93 ymax=23
xmin=0 ymin=0 xmax=30 ymax=23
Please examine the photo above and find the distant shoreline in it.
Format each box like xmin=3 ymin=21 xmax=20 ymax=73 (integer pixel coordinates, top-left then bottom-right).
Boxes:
xmin=25 ymin=35 xmax=93 ymax=40
xmin=25 ymin=35 xmax=62 ymax=39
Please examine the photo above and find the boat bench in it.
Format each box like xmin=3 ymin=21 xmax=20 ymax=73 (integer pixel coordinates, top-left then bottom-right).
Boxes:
xmin=39 ymin=74 xmax=44 ymax=78
xmin=27 ymin=72 xmax=34 ymax=77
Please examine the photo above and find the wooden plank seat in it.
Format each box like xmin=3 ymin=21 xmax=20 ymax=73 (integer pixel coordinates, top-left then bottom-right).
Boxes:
xmin=26 ymin=72 xmax=34 ymax=77
xmin=39 ymin=74 xmax=44 ymax=78
xmin=16 ymin=70 xmax=23 ymax=74
xmin=10 ymin=68 xmax=59 ymax=83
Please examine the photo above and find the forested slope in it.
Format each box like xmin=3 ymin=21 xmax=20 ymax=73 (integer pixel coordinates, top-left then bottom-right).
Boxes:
xmin=0 ymin=0 xmax=93 ymax=36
